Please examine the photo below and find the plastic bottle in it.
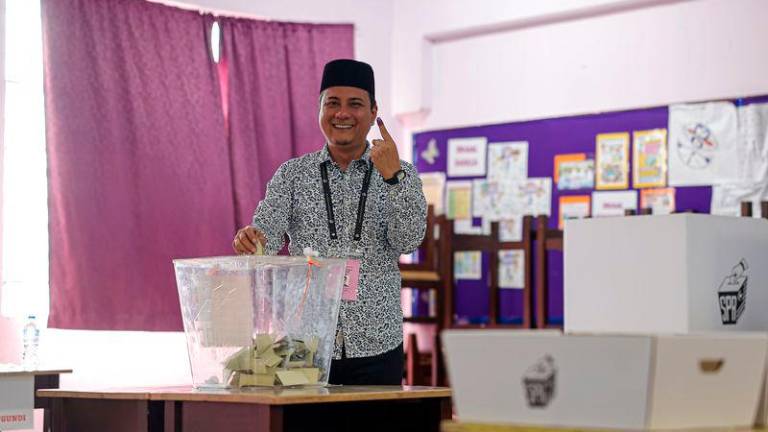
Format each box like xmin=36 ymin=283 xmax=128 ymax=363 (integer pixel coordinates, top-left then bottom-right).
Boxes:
xmin=21 ymin=315 xmax=40 ymax=369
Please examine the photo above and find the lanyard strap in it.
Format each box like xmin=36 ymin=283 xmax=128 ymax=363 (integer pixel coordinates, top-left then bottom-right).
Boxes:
xmin=320 ymin=160 xmax=373 ymax=241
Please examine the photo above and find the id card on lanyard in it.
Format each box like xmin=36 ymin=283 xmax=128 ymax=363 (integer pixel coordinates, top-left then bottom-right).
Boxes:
xmin=320 ymin=160 xmax=373 ymax=301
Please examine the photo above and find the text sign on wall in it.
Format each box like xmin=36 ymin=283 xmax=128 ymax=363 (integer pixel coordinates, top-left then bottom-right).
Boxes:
xmin=448 ymin=137 xmax=487 ymax=177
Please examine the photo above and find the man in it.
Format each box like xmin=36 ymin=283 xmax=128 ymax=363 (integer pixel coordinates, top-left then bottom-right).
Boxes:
xmin=232 ymin=59 xmax=427 ymax=385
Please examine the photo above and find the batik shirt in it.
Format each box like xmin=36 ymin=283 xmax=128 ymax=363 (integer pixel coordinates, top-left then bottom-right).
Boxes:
xmin=252 ymin=144 xmax=427 ymax=358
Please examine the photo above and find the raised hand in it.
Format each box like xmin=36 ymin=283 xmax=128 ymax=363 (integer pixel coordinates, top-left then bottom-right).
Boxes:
xmin=370 ymin=117 xmax=402 ymax=180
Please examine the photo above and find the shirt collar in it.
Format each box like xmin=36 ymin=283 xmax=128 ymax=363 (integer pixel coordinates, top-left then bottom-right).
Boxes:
xmin=320 ymin=142 xmax=372 ymax=166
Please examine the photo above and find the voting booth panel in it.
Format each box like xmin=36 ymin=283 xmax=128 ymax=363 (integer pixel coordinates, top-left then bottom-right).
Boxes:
xmin=565 ymin=214 xmax=768 ymax=334
xmin=442 ymin=331 xmax=768 ymax=430
xmin=0 ymin=374 xmax=34 ymax=430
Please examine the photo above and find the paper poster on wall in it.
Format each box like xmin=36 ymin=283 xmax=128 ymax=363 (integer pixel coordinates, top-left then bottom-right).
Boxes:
xmin=473 ymin=178 xmax=552 ymax=220
xmin=595 ymin=132 xmax=630 ymax=190
xmin=640 ymin=188 xmax=676 ymax=215
xmin=633 ymin=129 xmax=668 ymax=188
xmin=420 ymin=138 xmax=440 ymax=165
xmin=472 ymin=179 xmax=505 ymax=219
xmin=446 ymin=181 xmax=472 ymax=220
xmin=498 ymin=216 xmax=524 ymax=242
xmin=668 ymin=102 xmax=740 ymax=186
xmin=488 ymin=141 xmax=528 ymax=181
xmin=558 ymin=195 xmax=590 ymax=230
xmin=554 ymin=153 xmax=585 ymax=183
xmin=498 ymin=250 xmax=525 ymax=289
xmin=447 ymin=137 xmax=487 ymax=177
xmin=737 ymin=103 xmax=768 ymax=183
xmin=454 ymin=218 xmax=491 ymax=235
xmin=591 ymin=190 xmax=637 ymax=217
xmin=419 ymin=172 xmax=446 ymax=215
xmin=516 ymin=178 xmax=552 ymax=216
xmin=454 ymin=251 xmax=482 ymax=280
xmin=711 ymin=183 xmax=768 ymax=217
xmin=558 ymin=159 xmax=595 ymax=190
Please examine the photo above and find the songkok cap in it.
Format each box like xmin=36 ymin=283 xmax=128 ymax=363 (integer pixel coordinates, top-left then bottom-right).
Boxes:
xmin=320 ymin=59 xmax=375 ymax=101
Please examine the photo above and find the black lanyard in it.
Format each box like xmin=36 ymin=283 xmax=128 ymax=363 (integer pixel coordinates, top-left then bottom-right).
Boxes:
xmin=320 ymin=160 xmax=373 ymax=241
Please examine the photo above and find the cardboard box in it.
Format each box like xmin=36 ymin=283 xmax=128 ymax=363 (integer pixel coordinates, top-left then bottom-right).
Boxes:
xmin=442 ymin=331 xmax=768 ymax=430
xmin=565 ymin=214 xmax=768 ymax=333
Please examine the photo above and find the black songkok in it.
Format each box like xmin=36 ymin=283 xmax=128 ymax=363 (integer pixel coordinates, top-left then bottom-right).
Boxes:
xmin=320 ymin=59 xmax=375 ymax=101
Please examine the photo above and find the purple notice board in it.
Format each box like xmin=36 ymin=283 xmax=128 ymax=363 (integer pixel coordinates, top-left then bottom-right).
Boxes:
xmin=412 ymin=96 xmax=768 ymax=325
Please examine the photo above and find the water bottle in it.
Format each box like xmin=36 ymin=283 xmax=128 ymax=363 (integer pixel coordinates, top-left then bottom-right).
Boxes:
xmin=21 ymin=315 xmax=40 ymax=369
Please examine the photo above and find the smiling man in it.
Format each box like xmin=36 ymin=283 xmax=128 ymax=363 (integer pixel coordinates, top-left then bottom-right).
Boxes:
xmin=232 ymin=59 xmax=427 ymax=385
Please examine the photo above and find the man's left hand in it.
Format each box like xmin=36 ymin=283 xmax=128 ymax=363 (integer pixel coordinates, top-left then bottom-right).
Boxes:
xmin=370 ymin=117 xmax=401 ymax=180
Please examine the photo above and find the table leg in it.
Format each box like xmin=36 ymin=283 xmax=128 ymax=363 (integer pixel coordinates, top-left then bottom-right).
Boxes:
xmin=34 ymin=374 xmax=61 ymax=432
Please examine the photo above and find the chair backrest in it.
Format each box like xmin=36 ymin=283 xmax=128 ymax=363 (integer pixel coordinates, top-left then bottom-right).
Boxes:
xmin=534 ymin=215 xmax=563 ymax=329
xmin=448 ymin=216 xmax=534 ymax=328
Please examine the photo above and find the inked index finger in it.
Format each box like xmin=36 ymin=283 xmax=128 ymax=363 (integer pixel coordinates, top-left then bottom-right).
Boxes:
xmin=376 ymin=117 xmax=394 ymax=143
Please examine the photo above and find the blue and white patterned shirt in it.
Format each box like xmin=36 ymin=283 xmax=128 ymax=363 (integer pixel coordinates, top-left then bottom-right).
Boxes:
xmin=252 ymin=144 xmax=427 ymax=358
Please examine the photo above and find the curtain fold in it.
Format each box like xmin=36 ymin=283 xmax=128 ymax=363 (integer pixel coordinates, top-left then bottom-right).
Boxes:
xmin=220 ymin=19 xmax=354 ymax=226
xmin=43 ymin=0 xmax=234 ymax=330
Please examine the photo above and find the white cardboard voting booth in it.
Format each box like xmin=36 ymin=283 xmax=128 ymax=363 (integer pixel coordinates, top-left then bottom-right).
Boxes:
xmin=565 ymin=214 xmax=768 ymax=333
xmin=0 ymin=373 xmax=34 ymax=430
xmin=442 ymin=331 xmax=768 ymax=430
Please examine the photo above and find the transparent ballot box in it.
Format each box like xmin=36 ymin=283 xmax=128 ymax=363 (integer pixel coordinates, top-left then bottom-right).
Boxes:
xmin=173 ymin=255 xmax=347 ymax=389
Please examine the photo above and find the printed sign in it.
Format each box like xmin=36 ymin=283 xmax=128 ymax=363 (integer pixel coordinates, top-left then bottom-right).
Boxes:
xmin=0 ymin=374 xmax=34 ymax=430
xmin=718 ymin=259 xmax=748 ymax=325
xmin=522 ymin=355 xmax=556 ymax=408
xmin=448 ymin=137 xmax=487 ymax=177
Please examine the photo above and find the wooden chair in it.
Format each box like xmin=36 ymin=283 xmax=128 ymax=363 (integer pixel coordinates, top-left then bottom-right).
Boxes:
xmin=741 ymin=201 xmax=768 ymax=217
xmin=400 ymin=205 xmax=451 ymax=386
xmin=447 ymin=216 xmax=534 ymax=329
xmin=533 ymin=215 xmax=564 ymax=329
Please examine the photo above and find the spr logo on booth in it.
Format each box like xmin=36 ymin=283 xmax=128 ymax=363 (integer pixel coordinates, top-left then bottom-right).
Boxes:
xmin=718 ymin=259 xmax=748 ymax=325
xmin=522 ymin=355 xmax=556 ymax=408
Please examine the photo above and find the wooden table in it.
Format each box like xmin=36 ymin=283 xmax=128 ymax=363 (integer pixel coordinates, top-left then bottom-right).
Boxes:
xmin=441 ymin=421 xmax=765 ymax=432
xmin=38 ymin=385 xmax=452 ymax=432
xmin=0 ymin=368 xmax=71 ymax=432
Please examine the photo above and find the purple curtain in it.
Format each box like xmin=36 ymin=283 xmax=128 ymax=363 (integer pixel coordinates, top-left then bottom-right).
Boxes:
xmin=43 ymin=0 xmax=234 ymax=330
xmin=220 ymin=19 xmax=354 ymax=226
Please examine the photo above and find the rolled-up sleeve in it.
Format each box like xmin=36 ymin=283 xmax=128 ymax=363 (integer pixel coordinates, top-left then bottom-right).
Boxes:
xmin=383 ymin=161 xmax=427 ymax=255
xmin=252 ymin=162 xmax=292 ymax=255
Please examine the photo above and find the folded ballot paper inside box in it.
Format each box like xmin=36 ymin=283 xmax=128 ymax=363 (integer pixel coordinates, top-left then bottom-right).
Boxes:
xmin=442 ymin=331 xmax=768 ymax=430
xmin=173 ymin=255 xmax=347 ymax=389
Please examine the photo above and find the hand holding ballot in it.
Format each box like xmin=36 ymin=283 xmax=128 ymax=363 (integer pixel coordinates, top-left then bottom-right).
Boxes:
xmin=232 ymin=226 xmax=265 ymax=255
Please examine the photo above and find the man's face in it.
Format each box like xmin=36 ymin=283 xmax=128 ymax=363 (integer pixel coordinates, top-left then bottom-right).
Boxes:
xmin=319 ymin=86 xmax=377 ymax=149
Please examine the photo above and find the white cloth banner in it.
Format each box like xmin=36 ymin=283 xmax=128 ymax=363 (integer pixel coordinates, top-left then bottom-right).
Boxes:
xmin=710 ymin=183 xmax=768 ymax=217
xmin=668 ymin=102 xmax=740 ymax=186
xmin=737 ymin=103 xmax=768 ymax=184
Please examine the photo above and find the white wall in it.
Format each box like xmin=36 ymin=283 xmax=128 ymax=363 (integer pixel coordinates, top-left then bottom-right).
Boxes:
xmin=392 ymin=0 xmax=768 ymax=151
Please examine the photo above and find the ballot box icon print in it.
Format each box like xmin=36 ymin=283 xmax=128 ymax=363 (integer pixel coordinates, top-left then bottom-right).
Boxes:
xmin=718 ymin=259 xmax=748 ymax=325
xmin=522 ymin=355 xmax=556 ymax=408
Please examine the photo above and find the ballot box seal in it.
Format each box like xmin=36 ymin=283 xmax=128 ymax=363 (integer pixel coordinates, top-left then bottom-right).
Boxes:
xmin=522 ymin=355 xmax=556 ymax=408
xmin=718 ymin=258 xmax=748 ymax=325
